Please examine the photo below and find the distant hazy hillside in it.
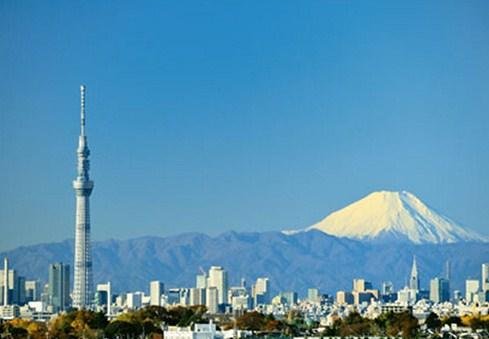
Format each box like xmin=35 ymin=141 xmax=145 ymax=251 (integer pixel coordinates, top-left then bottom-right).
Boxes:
xmin=1 ymin=230 xmax=487 ymax=296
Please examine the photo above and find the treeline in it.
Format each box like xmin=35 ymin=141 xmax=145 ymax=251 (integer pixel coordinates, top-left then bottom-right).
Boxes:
xmin=0 ymin=305 xmax=206 ymax=339
xmin=1 ymin=306 xmax=488 ymax=339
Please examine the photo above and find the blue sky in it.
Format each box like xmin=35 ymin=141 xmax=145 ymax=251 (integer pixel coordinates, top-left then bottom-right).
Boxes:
xmin=1 ymin=1 xmax=489 ymax=250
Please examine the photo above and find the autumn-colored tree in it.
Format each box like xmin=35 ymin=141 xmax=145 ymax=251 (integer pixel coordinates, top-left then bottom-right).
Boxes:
xmin=26 ymin=321 xmax=48 ymax=339
xmin=338 ymin=312 xmax=373 ymax=337
xmin=385 ymin=311 xmax=418 ymax=339
xmin=47 ymin=309 xmax=108 ymax=338
xmin=466 ymin=315 xmax=489 ymax=330
xmin=105 ymin=320 xmax=141 ymax=338
xmin=236 ymin=311 xmax=266 ymax=331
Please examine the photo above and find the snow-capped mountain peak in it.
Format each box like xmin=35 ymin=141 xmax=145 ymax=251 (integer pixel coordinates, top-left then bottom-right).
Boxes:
xmin=306 ymin=191 xmax=487 ymax=244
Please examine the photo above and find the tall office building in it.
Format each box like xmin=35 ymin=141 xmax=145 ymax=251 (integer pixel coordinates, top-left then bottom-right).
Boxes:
xmin=72 ymin=85 xmax=95 ymax=309
xmin=1 ymin=257 xmax=8 ymax=306
xmin=206 ymin=287 xmax=219 ymax=314
xmin=207 ymin=266 xmax=228 ymax=305
xmin=280 ymin=291 xmax=298 ymax=305
xmin=126 ymin=292 xmax=143 ymax=310
xmin=150 ymin=281 xmax=164 ymax=306
xmin=252 ymin=277 xmax=270 ymax=305
xmin=25 ymin=280 xmax=41 ymax=302
xmin=96 ymin=282 xmax=111 ymax=315
xmin=308 ymin=288 xmax=321 ymax=303
xmin=196 ymin=273 xmax=207 ymax=289
xmin=429 ymin=277 xmax=450 ymax=303
xmin=48 ymin=263 xmax=70 ymax=312
xmin=189 ymin=288 xmax=206 ymax=306
xmin=336 ymin=291 xmax=354 ymax=305
xmin=382 ymin=281 xmax=394 ymax=295
xmin=353 ymin=279 xmax=372 ymax=292
xmin=1 ymin=259 xmax=24 ymax=306
xmin=465 ymin=279 xmax=480 ymax=303
xmin=409 ymin=256 xmax=419 ymax=291
xmin=482 ymin=263 xmax=489 ymax=292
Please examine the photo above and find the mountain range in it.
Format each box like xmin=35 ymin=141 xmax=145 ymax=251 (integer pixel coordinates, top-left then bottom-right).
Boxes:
xmin=1 ymin=191 xmax=487 ymax=296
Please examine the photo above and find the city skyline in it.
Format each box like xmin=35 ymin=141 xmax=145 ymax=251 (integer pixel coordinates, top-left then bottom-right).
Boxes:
xmin=1 ymin=1 xmax=489 ymax=250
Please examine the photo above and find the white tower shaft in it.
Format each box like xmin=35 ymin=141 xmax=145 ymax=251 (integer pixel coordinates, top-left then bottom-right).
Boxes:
xmin=3 ymin=257 xmax=8 ymax=306
xmin=72 ymin=85 xmax=94 ymax=309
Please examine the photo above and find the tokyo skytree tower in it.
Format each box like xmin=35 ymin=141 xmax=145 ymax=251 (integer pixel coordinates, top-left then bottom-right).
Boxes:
xmin=72 ymin=85 xmax=94 ymax=309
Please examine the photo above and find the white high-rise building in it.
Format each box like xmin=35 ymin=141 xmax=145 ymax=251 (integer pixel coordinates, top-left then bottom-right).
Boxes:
xmin=382 ymin=281 xmax=394 ymax=295
xmin=482 ymin=263 xmax=489 ymax=292
xmin=429 ymin=277 xmax=449 ymax=303
xmin=180 ymin=289 xmax=190 ymax=306
xmin=189 ymin=288 xmax=206 ymax=306
xmin=72 ymin=85 xmax=94 ymax=309
xmin=96 ymin=282 xmax=112 ymax=316
xmin=465 ymin=279 xmax=480 ymax=303
xmin=2 ymin=258 xmax=8 ymax=306
xmin=150 ymin=281 xmax=164 ymax=306
xmin=126 ymin=292 xmax=143 ymax=309
xmin=252 ymin=277 xmax=270 ymax=305
xmin=206 ymin=287 xmax=219 ymax=314
xmin=0 ymin=259 xmax=21 ymax=306
xmin=398 ymin=286 xmax=417 ymax=305
xmin=308 ymin=288 xmax=321 ymax=303
xmin=196 ymin=273 xmax=207 ymax=289
xmin=207 ymin=266 xmax=228 ymax=305
xmin=353 ymin=279 xmax=372 ymax=292
xmin=231 ymin=295 xmax=250 ymax=311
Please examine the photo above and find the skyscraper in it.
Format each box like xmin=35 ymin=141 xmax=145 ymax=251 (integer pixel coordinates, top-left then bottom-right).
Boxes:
xmin=207 ymin=266 xmax=228 ymax=306
xmin=1 ymin=258 xmax=24 ymax=306
xmin=25 ymin=280 xmax=40 ymax=302
xmin=465 ymin=279 xmax=480 ymax=303
xmin=409 ymin=256 xmax=419 ymax=291
xmin=196 ymin=273 xmax=207 ymax=289
xmin=429 ymin=277 xmax=449 ymax=303
xmin=95 ymin=282 xmax=111 ymax=315
xmin=205 ymin=287 xmax=219 ymax=314
xmin=482 ymin=263 xmax=489 ymax=292
xmin=2 ymin=257 xmax=8 ymax=306
xmin=150 ymin=281 xmax=164 ymax=306
xmin=48 ymin=263 xmax=70 ymax=312
xmin=252 ymin=277 xmax=270 ymax=305
xmin=72 ymin=85 xmax=94 ymax=309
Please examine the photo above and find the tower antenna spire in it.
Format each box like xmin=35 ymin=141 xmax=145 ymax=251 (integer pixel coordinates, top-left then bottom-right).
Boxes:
xmin=80 ymin=85 xmax=86 ymax=136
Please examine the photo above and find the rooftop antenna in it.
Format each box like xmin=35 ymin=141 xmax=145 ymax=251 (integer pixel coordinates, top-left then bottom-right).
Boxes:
xmin=80 ymin=85 xmax=86 ymax=136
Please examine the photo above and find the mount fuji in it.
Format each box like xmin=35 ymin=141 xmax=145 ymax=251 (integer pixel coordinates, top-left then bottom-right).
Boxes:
xmin=302 ymin=191 xmax=487 ymax=244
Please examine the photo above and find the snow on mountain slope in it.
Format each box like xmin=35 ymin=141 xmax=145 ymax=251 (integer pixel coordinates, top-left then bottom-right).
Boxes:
xmin=307 ymin=191 xmax=487 ymax=244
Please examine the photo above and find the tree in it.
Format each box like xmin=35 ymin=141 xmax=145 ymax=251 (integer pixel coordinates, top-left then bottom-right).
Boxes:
xmin=26 ymin=321 xmax=48 ymax=339
xmin=389 ymin=312 xmax=418 ymax=339
xmin=442 ymin=315 xmax=462 ymax=327
xmin=425 ymin=312 xmax=441 ymax=330
xmin=236 ymin=311 xmax=266 ymax=331
xmin=338 ymin=312 xmax=373 ymax=337
xmin=467 ymin=315 xmax=489 ymax=331
xmin=105 ymin=320 xmax=141 ymax=338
